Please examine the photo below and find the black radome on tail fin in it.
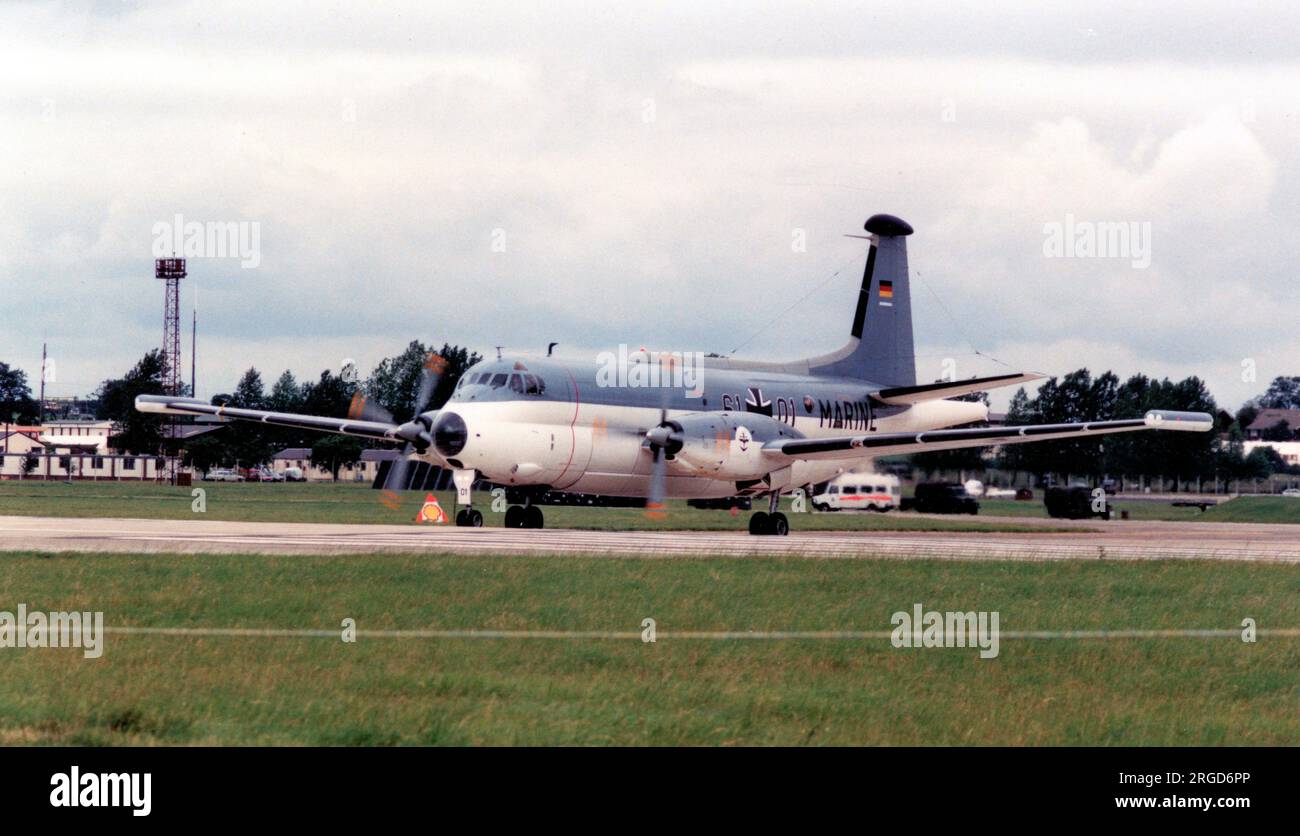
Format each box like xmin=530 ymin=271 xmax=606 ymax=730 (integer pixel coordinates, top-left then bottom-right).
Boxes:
xmin=809 ymin=214 xmax=916 ymax=385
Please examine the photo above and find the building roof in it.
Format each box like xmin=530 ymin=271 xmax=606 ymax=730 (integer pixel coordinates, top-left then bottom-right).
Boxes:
xmin=38 ymin=434 xmax=106 ymax=450
xmin=1247 ymin=408 xmax=1300 ymax=431
xmin=272 ymin=448 xmax=312 ymax=459
xmin=163 ymin=424 xmax=225 ymax=440
xmin=360 ymin=448 xmax=399 ymax=462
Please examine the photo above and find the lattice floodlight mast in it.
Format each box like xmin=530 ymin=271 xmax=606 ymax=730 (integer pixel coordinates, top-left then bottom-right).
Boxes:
xmin=155 ymin=258 xmax=186 ymax=395
xmin=155 ymin=257 xmax=186 ymax=483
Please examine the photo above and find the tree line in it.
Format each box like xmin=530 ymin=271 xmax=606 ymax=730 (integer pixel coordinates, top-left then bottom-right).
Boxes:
xmin=910 ymin=370 xmax=1300 ymax=486
xmin=87 ymin=342 xmax=480 ymax=478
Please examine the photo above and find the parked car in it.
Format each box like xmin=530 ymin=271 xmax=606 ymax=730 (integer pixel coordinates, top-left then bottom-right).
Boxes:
xmin=904 ymin=482 xmax=979 ymax=515
xmin=1282 ymin=488 xmax=1300 ymax=498
xmin=281 ymin=467 xmax=306 ymax=482
xmin=1044 ymin=485 xmax=1111 ymax=520
xmin=260 ymin=468 xmax=286 ymax=482
xmin=812 ymin=473 xmax=900 ymax=511
xmin=1014 ymin=488 xmax=1034 ymax=501
xmin=203 ymin=468 xmax=245 ymax=482
xmin=1100 ymin=478 xmax=1119 ymax=495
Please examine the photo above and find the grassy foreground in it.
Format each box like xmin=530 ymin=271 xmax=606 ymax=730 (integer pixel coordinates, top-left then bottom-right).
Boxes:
xmin=0 ymin=550 xmax=1296 ymax=745
xmin=0 ymin=480 xmax=1068 ymax=532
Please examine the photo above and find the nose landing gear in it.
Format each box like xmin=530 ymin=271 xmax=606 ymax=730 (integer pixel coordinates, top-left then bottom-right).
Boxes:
xmin=452 ymin=468 xmax=481 ymax=527
xmin=455 ymin=508 xmax=483 ymax=527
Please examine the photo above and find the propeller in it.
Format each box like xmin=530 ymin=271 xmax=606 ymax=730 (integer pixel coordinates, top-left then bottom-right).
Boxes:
xmin=357 ymin=353 xmax=448 ymax=495
xmin=643 ymin=354 xmax=682 ymax=520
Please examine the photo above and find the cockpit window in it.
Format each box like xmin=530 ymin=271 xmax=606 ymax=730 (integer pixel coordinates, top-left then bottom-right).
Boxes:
xmin=509 ymin=374 xmax=525 ymax=394
xmin=523 ymin=374 xmax=545 ymax=395
xmin=489 ymin=373 xmax=508 ymax=389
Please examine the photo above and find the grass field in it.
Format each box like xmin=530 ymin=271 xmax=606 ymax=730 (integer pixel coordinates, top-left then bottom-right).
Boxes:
xmin=0 ymin=481 xmax=1072 ymax=532
xmin=1 ymin=550 xmax=1296 ymax=745
xmin=3 ymin=481 xmax=1296 ymax=529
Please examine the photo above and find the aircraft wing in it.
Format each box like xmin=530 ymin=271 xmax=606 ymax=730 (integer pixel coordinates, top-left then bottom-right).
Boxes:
xmin=135 ymin=394 xmax=402 ymax=442
xmin=762 ymin=410 xmax=1213 ymax=462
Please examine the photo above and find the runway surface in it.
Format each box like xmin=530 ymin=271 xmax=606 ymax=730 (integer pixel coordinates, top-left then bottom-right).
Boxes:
xmin=1 ymin=514 xmax=1298 ymax=561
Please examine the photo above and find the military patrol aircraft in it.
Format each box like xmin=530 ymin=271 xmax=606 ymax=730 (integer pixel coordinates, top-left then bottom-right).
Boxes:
xmin=137 ymin=213 xmax=1212 ymax=535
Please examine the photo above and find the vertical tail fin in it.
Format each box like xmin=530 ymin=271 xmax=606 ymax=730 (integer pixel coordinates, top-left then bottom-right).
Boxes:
xmin=809 ymin=213 xmax=916 ymax=385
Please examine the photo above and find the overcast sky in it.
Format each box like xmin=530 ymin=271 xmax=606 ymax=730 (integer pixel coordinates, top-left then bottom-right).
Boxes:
xmin=2 ymin=0 xmax=1297 ymax=412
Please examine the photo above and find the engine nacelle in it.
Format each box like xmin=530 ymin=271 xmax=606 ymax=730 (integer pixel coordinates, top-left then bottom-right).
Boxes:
xmin=664 ymin=411 xmax=799 ymax=480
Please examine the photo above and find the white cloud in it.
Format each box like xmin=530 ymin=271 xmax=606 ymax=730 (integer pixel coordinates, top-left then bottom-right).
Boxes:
xmin=1 ymin=1 xmax=1297 ymax=414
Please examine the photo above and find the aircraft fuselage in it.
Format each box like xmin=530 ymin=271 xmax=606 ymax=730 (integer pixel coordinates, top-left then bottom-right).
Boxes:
xmin=428 ymin=354 xmax=986 ymax=498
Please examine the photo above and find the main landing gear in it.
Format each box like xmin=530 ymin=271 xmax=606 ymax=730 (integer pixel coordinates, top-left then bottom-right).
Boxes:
xmin=749 ymin=492 xmax=789 ymax=536
xmin=504 ymin=503 xmax=544 ymax=529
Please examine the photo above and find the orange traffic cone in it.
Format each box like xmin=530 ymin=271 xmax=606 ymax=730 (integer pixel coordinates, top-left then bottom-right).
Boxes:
xmin=415 ymin=493 xmax=447 ymax=524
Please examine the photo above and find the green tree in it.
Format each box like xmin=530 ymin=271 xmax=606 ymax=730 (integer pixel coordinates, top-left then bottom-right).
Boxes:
xmin=1261 ymin=420 xmax=1295 ymax=442
xmin=365 ymin=341 xmax=481 ymax=419
xmin=0 ymin=363 xmax=39 ymax=424
xmin=182 ymin=428 xmax=232 ymax=474
xmin=1256 ymin=376 xmax=1300 ymax=410
xmin=302 ymin=369 xmax=365 ymax=480
xmin=223 ymin=368 xmax=277 ymax=467
xmin=96 ymin=350 xmax=168 ymax=454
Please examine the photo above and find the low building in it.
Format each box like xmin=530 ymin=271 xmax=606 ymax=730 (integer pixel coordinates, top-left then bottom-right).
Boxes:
xmin=1243 ymin=440 xmax=1300 ymax=467
xmin=1 ymin=419 xmax=176 ymax=480
xmin=1245 ymin=408 xmax=1300 ymax=440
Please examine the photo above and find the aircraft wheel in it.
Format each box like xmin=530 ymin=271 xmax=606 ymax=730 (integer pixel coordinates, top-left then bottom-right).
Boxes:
xmin=748 ymin=512 xmax=770 ymax=535
xmin=466 ymin=509 xmax=483 ymax=527
xmin=523 ymin=505 xmax=544 ymax=529
xmin=770 ymin=512 xmax=789 ymax=536
xmin=504 ymin=506 xmax=524 ymax=528
xmin=455 ymin=510 xmax=467 ymax=527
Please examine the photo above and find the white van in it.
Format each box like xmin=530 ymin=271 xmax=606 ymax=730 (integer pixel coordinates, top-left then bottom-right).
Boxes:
xmin=812 ymin=473 xmax=901 ymax=512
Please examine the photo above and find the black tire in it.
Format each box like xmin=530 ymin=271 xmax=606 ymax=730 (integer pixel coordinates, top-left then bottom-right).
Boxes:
xmin=770 ymin=512 xmax=789 ymax=536
xmin=504 ymin=506 xmax=523 ymax=528
xmin=467 ymin=509 xmax=483 ymax=527
xmin=748 ymin=512 xmax=769 ymax=535
xmin=524 ymin=505 xmax=544 ymax=529
xmin=455 ymin=510 xmax=467 ymax=527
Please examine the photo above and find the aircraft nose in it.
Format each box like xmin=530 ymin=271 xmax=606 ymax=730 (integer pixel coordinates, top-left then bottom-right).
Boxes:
xmin=432 ymin=412 xmax=468 ymax=458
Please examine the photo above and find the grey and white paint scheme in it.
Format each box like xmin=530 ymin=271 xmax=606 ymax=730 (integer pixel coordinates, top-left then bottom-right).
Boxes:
xmin=138 ymin=214 xmax=1212 ymax=533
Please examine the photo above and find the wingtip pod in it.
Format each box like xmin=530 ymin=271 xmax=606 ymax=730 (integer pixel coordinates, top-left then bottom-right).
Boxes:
xmin=1143 ymin=410 xmax=1214 ymax=432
